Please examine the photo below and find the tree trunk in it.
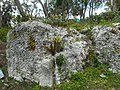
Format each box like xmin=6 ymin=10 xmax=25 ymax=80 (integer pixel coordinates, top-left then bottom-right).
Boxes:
xmin=0 ymin=10 xmax=2 ymax=28
xmin=38 ymin=0 xmax=49 ymax=18
xmin=0 ymin=3 xmax=2 ymax=27
xmin=110 ymin=0 xmax=116 ymax=11
xmin=83 ymin=9 xmax=86 ymax=20
xmin=89 ymin=0 xmax=92 ymax=17
xmin=91 ymin=0 xmax=94 ymax=17
xmin=113 ymin=0 xmax=116 ymax=11
xmin=80 ymin=3 xmax=84 ymax=20
xmin=14 ymin=0 xmax=28 ymax=21
xmin=83 ymin=0 xmax=89 ymax=20
xmin=89 ymin=0 xmax=94 ymax=18
xmin=83 ymin=4 xmax=87 ymax=20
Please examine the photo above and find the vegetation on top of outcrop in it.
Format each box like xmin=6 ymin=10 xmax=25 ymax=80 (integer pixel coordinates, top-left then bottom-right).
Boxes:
xmin=43 ymin=11 xmax=120 ymax=34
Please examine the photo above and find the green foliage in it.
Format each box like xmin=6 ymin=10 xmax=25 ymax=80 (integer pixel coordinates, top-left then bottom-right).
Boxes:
xmin=0 ymin=28 xmax=10 ymax=42
xmin=83 ymin=64 xmax=112 ymax=89
xmin=116 ymin=0 xmax=120 ymax=11
xmin=56 ymin=0 xmax=63 ymax=7
xmin=33 ymin=85 xmax=39 ymax=90
xmin=43 ymin=14 xmax=68 ymax=28
xmin=53 ymin=36 xmax=62 ymax=43
xmin=56 ymin=54 xmax=65 ymax=71
xmin=68 ymin=72 xmax=87 ymax=90
xmin=70 ymin=22 xmax=82 ymax=31
xmin=108 ymin=74 xmax=120 ymax=88
xmin=90 ymin=11 xmax=120 ymax=24
xmin=46 ymin=36 xmax=64 ymax=56
xmin=55 ymin=72 xmax=87 ymax=90
xmin=1 ymin=1 xmax=12 ymax=27
xmin=55 ymin=63 xmax=120 ymax=90
xmin=106 ymin=0 xmax=120 ymax=11
xmin=43 ymin=11 xmax=120 ymax=32
xmin=28 ymin=34 xmax=36 ymax=51
xmin=87 ymin=48 xmax=101 ymax=68
xmin=68 ymin=11 xmax=120 ymax=33
xmin=43 ymin=15 xmax=61 ymax=27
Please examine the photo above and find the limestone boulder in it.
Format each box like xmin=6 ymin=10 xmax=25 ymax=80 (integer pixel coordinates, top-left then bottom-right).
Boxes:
xmin=92 ymin=24 xmax=120 ymax=73
xmin=6 ymin=21 xmax=89 ymax=86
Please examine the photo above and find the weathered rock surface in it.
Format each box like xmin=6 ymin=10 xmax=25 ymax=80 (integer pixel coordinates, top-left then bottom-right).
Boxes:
xmin=6 ymin=21 xmax=89 ymax=86
xmin=6 ymin=21 xmax=120 ymax=86
xmin=92 ymin=24 xmax=120 ymax=73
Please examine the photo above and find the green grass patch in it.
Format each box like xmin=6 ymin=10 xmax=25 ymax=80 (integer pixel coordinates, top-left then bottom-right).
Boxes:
xmin=55 ymin=64 xmax=120 ymax=90
xmin=0 ymin=28 xmax=10 ymax=42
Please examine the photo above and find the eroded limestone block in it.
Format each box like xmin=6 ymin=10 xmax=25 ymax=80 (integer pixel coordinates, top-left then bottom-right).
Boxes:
xmin=6 ymin=21 xmax=89 ymax=86
xmin=92 ymin=25 xmax=120 ymax=73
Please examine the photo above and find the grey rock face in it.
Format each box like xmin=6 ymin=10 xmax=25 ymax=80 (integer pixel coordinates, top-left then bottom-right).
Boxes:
xmin=92 ymin=24 xmax=120 ymax=73
xmin=6 ymin=21 xmax=89 ymax=86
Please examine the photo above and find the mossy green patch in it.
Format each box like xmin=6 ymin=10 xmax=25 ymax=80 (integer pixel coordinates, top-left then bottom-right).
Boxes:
xmin=27 ymin=34 xmax=36 ymax=51
xmin=0 ymin=28 xmax=10 ymax=42
xmin=11 ymin=31 xmax=17 ymax=40
xmin=56 ymin=54 xmax=66 ymax=72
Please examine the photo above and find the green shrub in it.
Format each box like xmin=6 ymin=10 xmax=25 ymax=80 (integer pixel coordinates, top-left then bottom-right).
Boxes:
xmin=0 ymin=28 xmax=10 ymax=42
xmin=33 ymin=84 xmax=52 ymax=90
xmin=92 ymin=11 xmax=120 ymax=24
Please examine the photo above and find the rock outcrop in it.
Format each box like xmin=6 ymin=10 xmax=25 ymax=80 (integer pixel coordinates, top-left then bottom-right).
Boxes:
xmin=6 ymin=21 xmax=89 ymax=86
xmin=92 ymin=23 xmax=120 ymax=73
xmin=6 ymin=21 xmax=120 ymax=86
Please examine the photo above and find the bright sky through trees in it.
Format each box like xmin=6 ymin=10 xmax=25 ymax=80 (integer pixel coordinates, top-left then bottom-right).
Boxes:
xmin=19 ymin=0 xmax=109 ymax=18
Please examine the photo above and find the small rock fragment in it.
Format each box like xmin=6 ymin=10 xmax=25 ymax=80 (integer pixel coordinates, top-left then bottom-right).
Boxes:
xmin=0 ymin=69 xmax=4 ymax=79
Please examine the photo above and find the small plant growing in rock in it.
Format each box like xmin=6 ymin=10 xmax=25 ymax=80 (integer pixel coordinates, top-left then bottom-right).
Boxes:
xmin=28 ymin=34 xmax=36 ymax=51
xmin=46 ymin=36 xmax=64 ymax=56
xmin=56 ymin=54 xmax=65 ymax=71
xmin=110 ymin=29 xmax=118 ymax=34
xmin=11 ymin=31 xmax=17 ymax=40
